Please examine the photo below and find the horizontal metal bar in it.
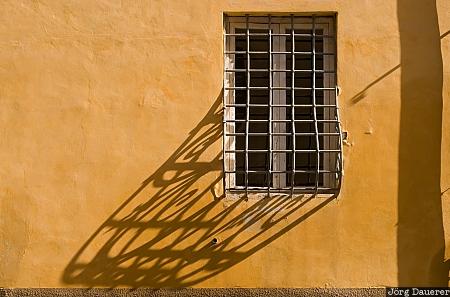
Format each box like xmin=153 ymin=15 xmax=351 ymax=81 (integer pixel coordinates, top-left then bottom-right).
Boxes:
xmin=224 ymin=51 xmax=268 ymax=54
xmin=225 ymin=132 xmax=340 ymax=136
xmin=225 ymin=149 xmax=341 ymax=153
xmin=225 ymin=87 xmax=336 ymax=90
xmin=225 ymin=15 xmax=334 ymax=18
xmin=225 ymin=69 xmax=267 ymax=72
xmin=224 ymin=33 xmax=335 ymax=38
xmin=225 ymin=170 xmax=339 ymax=173
xmin=291 ymin=87 xmax=336 ymax=90
xmin=225 ymin=104 xmax=337 ymax=108
xmin=224 ymin=69 xmax=335 ymax=73
xmin=273 ymin=69 xmax=334 ymax=73
xmin=227 ymin=187 xmax=339 ymax=193
xmin=224 ymin=119 xmax=339 ymax=123
xmin=224 ymin=33 xmax=269 ymax=36
xmin=273 ymin=52 xmax=334 ymax=55
xmin=228 ymin=186 xmax=337 ymax=191
xmin=225 ymin=51 xmax=335 ymax=55
xmin=278 ymin=33 xmax=334 ymax=38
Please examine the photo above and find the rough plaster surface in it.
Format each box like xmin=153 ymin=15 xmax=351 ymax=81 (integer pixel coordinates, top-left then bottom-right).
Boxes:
xmin=0 ymin=0 xmax=449 ymax=289
xmin=0 ymin=288 xmax=385 ymax=297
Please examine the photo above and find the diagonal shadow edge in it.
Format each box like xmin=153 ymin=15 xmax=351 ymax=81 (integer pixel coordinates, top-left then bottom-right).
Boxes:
xmin=350 ymin=30 xmax=449 ymax=105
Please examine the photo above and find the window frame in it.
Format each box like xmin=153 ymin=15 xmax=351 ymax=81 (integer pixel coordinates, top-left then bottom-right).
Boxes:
xmin=223 ymin=14 xmax=342 ymax=196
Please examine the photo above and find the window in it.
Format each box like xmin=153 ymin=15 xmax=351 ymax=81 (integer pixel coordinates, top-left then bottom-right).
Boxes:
xmin=223 ymin=14 xmax=343 ymax=195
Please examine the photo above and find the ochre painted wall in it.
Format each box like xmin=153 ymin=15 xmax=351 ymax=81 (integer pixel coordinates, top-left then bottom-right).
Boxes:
xmin=0 ymin=0 xmax=449 ymax=288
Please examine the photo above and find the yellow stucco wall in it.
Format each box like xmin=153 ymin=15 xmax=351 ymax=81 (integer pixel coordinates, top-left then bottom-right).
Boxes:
xmin=0 ymin=0 xmax=449 ymax=288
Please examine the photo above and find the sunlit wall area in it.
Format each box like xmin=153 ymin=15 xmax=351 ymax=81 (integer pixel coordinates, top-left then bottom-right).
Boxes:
xmin=0 ymin=0 xmax=449 ymax=288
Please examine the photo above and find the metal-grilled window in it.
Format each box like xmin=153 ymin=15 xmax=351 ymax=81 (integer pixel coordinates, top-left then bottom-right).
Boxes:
xmin=223 ymin=14 xmax=343 ymax=196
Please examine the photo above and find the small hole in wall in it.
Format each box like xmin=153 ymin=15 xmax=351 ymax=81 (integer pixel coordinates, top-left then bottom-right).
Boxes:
xmin=211 ymin=238 xmax=219 ymax=245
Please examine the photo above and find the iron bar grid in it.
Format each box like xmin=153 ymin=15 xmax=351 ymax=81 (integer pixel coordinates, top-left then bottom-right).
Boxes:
xmin=223 ymin=14 xmax=343 ymax=196
xmin=225 ymin=87 xmax=336 ymax=90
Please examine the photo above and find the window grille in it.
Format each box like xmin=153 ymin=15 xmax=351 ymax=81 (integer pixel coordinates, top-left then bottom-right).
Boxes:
xmin=223 ymin=14 xmax=343 ymax=196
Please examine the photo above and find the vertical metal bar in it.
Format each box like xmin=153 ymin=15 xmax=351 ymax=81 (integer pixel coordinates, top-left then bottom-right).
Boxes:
xmin=336 ymin=85 xmax=343 ymax=190
xmin=290 ymin=14 xmax=296 ymax=196
xmin=333 ymin=14 xmax=343 ymax=192
xmin=222 ymin=16 xmax=227 ymax=193
xmin=268 ymin=14 xmax=272 ymax=196
xmin=312 ymin=15 xmax=320 ymax=195
xmin=245 ymin=14 xmax=250 ymax=196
